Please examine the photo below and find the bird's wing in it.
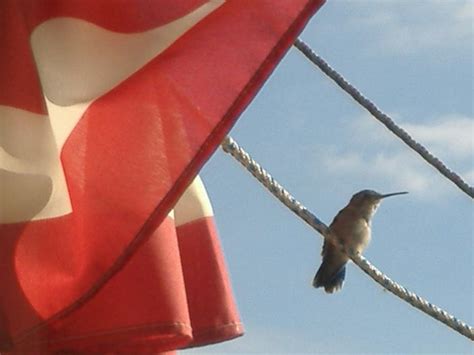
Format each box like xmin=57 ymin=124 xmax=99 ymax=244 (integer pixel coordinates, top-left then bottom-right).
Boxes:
xmin=314 ymin=239 xmax=348 ymax=292
xmin=329 ymin=206 xmax=360 ymax=245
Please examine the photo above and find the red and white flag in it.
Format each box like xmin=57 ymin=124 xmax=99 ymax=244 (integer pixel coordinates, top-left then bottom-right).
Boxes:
xmin=0 ymin=0 xmax=325 ymax=353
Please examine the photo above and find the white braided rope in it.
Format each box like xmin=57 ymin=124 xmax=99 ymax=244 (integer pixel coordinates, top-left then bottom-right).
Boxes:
xmin=221 ymin=135 xmax=474 ymax=341
xmin=293 ymin=38 xmax=474 ymax=199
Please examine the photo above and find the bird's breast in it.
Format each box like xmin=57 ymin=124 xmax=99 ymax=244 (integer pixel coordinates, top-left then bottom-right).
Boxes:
xmin=350 ymin=219 xmax=371 ymax=252
xmin=329 ymin=207 xmax=373 ymax=254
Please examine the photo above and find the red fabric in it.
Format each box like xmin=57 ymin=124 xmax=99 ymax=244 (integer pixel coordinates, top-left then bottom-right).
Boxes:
xmin=0 ymin=0 xmax=325 ymax=353
xmin=8 ymin=217 xmax=238 ymax=354
xmin=177 ymin=218 xmax=241 ymax=348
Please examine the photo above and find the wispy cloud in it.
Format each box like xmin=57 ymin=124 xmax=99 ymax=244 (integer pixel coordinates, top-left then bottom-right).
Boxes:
xmin=318 ymin=114 xmax=473 ymax=197
xmin=402 ymin=115 xmax=473 ymax=159
xmin=321 ymin=148 xmax=434 ymax=195
xmin=463 ymin=169 xmax=474 ymax=184
xmin=350 ymin=0 xmax=473 ymax=55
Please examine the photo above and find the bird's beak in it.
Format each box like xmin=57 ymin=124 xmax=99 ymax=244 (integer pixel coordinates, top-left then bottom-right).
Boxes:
xmin=380 ymin=191 xmax=408 ymax=199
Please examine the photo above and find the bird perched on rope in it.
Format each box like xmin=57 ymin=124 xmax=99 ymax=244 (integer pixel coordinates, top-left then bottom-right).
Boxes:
xmin=313 ymin=189 xmax=408 ymax=293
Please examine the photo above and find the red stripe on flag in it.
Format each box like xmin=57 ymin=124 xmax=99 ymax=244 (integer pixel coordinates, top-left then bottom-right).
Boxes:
xmin=18 ymin=0 xmax=209 ymax=33
xmin=177 ymin=218 xmax=243 ymax=348
xmin=0 ymin=1 xmax=45 ymax=113
xmin=9 ymin=217 xmax=241 ymax=354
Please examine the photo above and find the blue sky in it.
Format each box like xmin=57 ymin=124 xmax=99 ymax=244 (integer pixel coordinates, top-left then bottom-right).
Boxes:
xmin=185 ymin=1 xmax=473 ymax=353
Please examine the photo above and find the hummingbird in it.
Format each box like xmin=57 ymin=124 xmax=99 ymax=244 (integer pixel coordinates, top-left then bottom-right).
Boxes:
xmin=313 ymin=189 xmax=408 ymax=293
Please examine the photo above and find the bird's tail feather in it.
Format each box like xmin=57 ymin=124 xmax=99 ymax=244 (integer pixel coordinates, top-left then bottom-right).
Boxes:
xmin=313 ymin=263 xmax=346 ymax=293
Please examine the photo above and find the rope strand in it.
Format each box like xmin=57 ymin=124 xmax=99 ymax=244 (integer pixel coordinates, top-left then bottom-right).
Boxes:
xmin=293 ymin=38 xmax=474 ymax=199
xmin=221 ymin=135 xmax=474 ymax=341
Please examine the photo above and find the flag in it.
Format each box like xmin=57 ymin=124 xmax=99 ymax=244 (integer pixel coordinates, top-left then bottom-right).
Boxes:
xmin=0 ymin=0 xmax=325 ymax=353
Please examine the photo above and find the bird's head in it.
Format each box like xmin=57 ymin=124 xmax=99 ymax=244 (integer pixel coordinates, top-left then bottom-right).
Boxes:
xmin=349 ymin=189 xmax=408 ymax=221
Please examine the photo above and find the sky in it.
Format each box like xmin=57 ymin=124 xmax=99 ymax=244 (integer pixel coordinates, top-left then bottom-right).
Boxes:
xmin=184 ymin=0 xmax=473 ymax=354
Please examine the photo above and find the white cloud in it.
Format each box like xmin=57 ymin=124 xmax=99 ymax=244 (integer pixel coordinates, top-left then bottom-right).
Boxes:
xmin=464 ymin=169 xmax=474 ymax=184
xmin=401 ymin=115 xmax=473 ymax=159
xmin=350 ymin=113 xmax=473 ymax=161
xmin=322 ymin=149 xmax=433 ymax=195
xmin=350 ymin=0 xmax=473 ymax=55
xmin=318 ymin=114 xmax=473 ymax=198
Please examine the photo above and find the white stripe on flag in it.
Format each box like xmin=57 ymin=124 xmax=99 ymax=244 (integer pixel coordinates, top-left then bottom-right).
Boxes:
xmin=173 ymin=176 xmax=214 ymax=227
